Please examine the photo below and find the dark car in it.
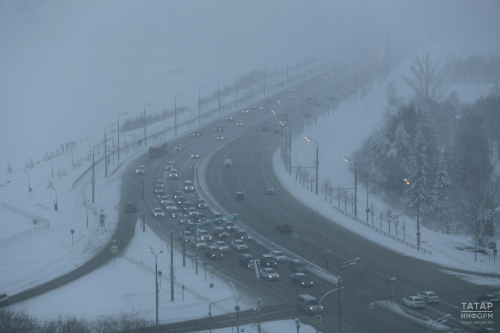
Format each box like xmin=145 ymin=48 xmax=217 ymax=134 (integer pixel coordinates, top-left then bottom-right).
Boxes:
xmin=289 ymin=259 xmax=308 ymax=273
xmin=196 ymin=199 xmax=207 ymax=209
xmin=477 ymin=294 xmax=500 ymax=308
xmin=235 ymin=229 xmax=250 ymax=241
xmin=260 ymin=254 xmax=277 ymax=268
xmin=213 ymin=227 xmax=230 ymax=239
xmin=193 ymin=131 xmax=202 ymax=137
xmin=234 ymin=192 xmax=244 ymax=200
xmin=176 ymin=196 xmax=186 ymax=206
xmin=173 ymin=191 xmax=183 ymax=199
xmin=276 ymin=223 xmax=292 ymax=234
xmin=126 ymin=202 xmax=136 ymax=212
xmin=205 ymin=246 xmax=223 ymax=259
xmin=223 ymin=220 xmax=236 ymax=232
xmin=239 ymin=254 xmax=256 ymax=269
xmin=215 ymin=125 xmax=223 ymax=132
xmin=291 ymin=273 xmax=314 ymax=287
xmin=156 ymin=189 xmax=167 ymax=198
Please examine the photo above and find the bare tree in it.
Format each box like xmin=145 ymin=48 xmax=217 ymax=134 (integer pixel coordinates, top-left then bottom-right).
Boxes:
xmin=321 ymin=179 xmax=331 ymax=201
xmin=295 ymin=165 xmax=302 ymax=181
xmin=402 ymin=53 xmax=447 ymax=105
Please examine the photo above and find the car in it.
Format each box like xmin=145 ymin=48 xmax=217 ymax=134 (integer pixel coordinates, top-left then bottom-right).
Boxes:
xmin=215 ymin=125 xmax=223 ymax=132
xmin=241 ymin=109 xmax=249 ymax=114
xmin=205 ymin=246 xmax=223 ymax=259
xmin=289 ymin=88 xmax=296 ymax=92
xmin=223 ymin=220 xmax=236 ymax=232
xmin=191 ymin=238 xmax=207 ymax=249
xmin=213 ymin=227 xmax=230 ymax=239
xmin=194 ymin=212 xmax=208 ymax=222
xmin=250 ymin=105 xmax=258 ymax=110
xmin=170 ymin=210 xmax=183 ymax=218
xmin=265 ymin=186 xmax=274 ymax=194
xmin=231 ymin=239 xmax=248 ymax=251
xmin=165 ymin=162 xmax=174 ymax=170
xmin=270 ymin=250 xmax=287 ymax=263
xmin=236 ymin=120 xmax=243 ymax=126
xmin=196 ymin=199 xmax=207 ymax=209
xmin=192 ymin=131 xmax=202 ymax=137
xmin=187 ymin=207 xmax=198 ymax=216
xmin=126 ymin=202 xmax=136 ymax=212
xmin=234 ymin=192 xmax=244 ymax=200
xmin=174 ymin=144 xmax=183 ymax=151
xmin=260 ymin=107 xmax=268 ymax=112
xmin=155 ymin=189 xmax=166 ymax=198
xmin=159 ymin=196 xmax=169 ymax=205
xmin=173 ymin=191 xmax=183 ymax=199
xmin=191 ymin=152 xmax=200 ymax=159
xmin=259 ymin=268 xmax=279 ymax=281
xmin=165 ymin=201 xmax=178 ymax=211
xmin=477 ymin=294 xmax=500 ymax=308
xmin=288 ymin=95 xmax=295 ymax=99
xmin=213 ymin=240 xmax=230 ymax=253
xmin=226 ymin=115 xmax=234 ymax=121
xmin=0 ymin=293 xmax=9 ymax=305
xmin=276 ymin=223 xmax=292 ymax=234
xmin=224 ymin=159 xmax=233 ymax=167
xmin=289 ymin=259 xmax=308 ymax=273
xmin=402 ymin=296 xmax=425 ymax=309
xmin=198 ymin=229 xmax=212 ymax=241
xmin=298 ymin=294 xmax=323 ymax=315
xmin=182 ymin=201 xmax=194 ymax=211
xmin=291 ymin=273 xmax=314 ymax=287
xmin=152 ymin=208 xmax=164 ymax=218
xmin=235 ymin=229 xmax=250 ymax=241
xmin=262 ymin=125 xmax=270 ymax=132
xmin=184 ymin=222 xmax=196 ymax=233
xmin=175 ymin=195 xmax=186 ymax=206
xmin=216 ymin=134 xmax=225 ymax=141
xmin=260 ymin=254 xmax=277 ymax=268
xmin=239 ymin=254 xmax=256 ymax=268
xmin=184 ymin=180 xmax=195 ymax=192
xmin=416 ymin=291 xmax=439 ymax=304
xmin=180 ymin=230 xmax=195 ymax=243
xmin=135 ymin=165 xmax=146 ymax=174
xmin=155 ymin=179 xmax=164 ymax=188
xmin=169 ymin=169 xmax=179 ymax=179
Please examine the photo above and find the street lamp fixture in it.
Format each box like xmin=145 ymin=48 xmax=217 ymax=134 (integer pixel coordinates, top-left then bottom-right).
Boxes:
xmin=338 ymin=258 xmax=360 ymax=333
xmin=150 ymin=247 xmax=163 ymax=333
xmin=305 ymin=137 xmax=319 ymax=195
xmin=174 ymin=93 xmax=183 ymax=135
xmin=143 ymin=102 xmax=153 ymax=146
xmin=117 ymin=112 xmax=128 ymax=163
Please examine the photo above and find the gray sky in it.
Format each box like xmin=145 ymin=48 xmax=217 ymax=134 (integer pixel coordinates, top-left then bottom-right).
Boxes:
xmin=1 ymin=0 xmax=499 ymax=168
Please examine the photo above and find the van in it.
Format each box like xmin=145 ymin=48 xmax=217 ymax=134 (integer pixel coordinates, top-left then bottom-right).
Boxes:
xmin=260 ymin=254 xmax=277 ymax=268
xmin=224 ymin=159 xmax=233 ymax=167
xmin=297 ymin=294 xmax=323 ymax=314
xmin=289 ymin=259 xmax=307 ymax=273
xmin=184 ymin=180 xmax=195 ymax=192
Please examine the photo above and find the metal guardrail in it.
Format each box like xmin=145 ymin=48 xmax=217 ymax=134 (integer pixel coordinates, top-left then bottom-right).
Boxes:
xmin=397 ymin=304 xmax=430 ymax=321
xmin=0 ymin=201 xmax=50 ymax=243
xmin=332 ymin=205 xmax=432 ymax=255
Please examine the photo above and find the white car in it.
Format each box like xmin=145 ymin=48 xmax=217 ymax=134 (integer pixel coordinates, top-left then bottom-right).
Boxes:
xmin=259 ymin=268 xmax=279 ymax=281
xmin=169 ymin=169 xmax=179 ymax=179
xmin=191 ymin=238 xmax=207 ymax=249
xmin=265 ymin=186 xmax=274 ymax=194
xmin=236 ymin=120 xmax=243 ymax=126
xmin=270 ymin=250 xmax=287 ymax=263
xmin=231 ymin=239 xmax=248 ymax=251
xmin=216 ymin=135 xmax=224 ymax=141
xmin=224 ymin=159 xmax=232 ymax=167
xmin=165 ymin=162 xmax=174 ymax=170
xmin=191 ymin=152 xmax=200 ymax=159
xmin=152 ymin=208 xmax=164 ymax=218
xmin=213 ymin=241 xmax=230 ymax=253
xmin=198 ymin=229 xmax=212 ymax=241
xmin=135 ymin=165 xmax=146 ymax=174
xmin=416 ymin=291 xmax=439 ymax=304
xmin=241 ymin=109 xmax=249 ymax=114
xmin=175 ymin=144 xmax=183 ymax=151
xmin=402 ymin=296 xmax=425 ymax=309
xmin=159 ymin=196 xmax=169 ymax=205
xmin=226 ymin=115 xmax=234 ymax=121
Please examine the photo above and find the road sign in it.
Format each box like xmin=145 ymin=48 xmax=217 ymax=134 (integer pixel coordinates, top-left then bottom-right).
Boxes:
xmin=100 ymin=219 xmax=104 ymax=224
xmin=203 ymin=261 xmax=208 ymax=267
xmin=111 ymin=245 xmax=118 ymax=253
xmin=70 ymin=229 xmax=74 ymax=234
xmin=209 ymin=267 xmax=214 ymax=274
xmin=314 ymin=315 xmax=321 ymax=323
xmin=489 ymin=242 xmax=497 ymax=249
xmin=100 ymin=214 xmax=106 ymax=220
xmin=235 ymin=305 xmax=240 ymax=312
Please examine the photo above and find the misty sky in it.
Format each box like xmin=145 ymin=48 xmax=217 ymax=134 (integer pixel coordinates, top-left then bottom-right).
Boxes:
xmin=1 ymin=0 xmax=499 ymax=169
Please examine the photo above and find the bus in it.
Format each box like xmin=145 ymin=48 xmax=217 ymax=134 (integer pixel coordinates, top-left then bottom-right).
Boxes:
xmin=149 ymin=142 xmax=167 ymax=157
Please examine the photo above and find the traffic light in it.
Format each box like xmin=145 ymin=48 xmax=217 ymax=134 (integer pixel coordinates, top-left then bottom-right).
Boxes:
xmin=233 ymin=214 xmax=239 ymax=223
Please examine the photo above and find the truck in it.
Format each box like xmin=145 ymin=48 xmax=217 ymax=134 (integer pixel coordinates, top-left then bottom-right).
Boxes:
xmin=149 ymin=142 xmax=168 ymax=157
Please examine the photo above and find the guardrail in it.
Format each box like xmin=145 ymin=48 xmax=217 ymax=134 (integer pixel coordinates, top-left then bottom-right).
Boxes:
xmin=332 ymin=205 xmax=432 ymax=255
xmin=0 ymin=201 xmax=50 ymax=243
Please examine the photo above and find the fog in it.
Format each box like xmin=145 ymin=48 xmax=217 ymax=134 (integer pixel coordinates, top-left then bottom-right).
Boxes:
xmin=1 ymin=0 xmax=499 ymax=168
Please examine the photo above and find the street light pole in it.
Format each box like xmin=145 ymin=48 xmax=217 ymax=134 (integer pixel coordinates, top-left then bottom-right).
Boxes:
xmin=104 ymin=124 xmax=115 ymax=177
xmin=218 ymin=79 xmax=225 ymax=116
xmin=338 ymin=258 xmax=360 ymax=333
xmin=198 ymin=86 xmax=207 ymax=125
xmin=117 ymin=112 xmax=128 ymax=163
xmin=342 ymin=157 xmax=358 ymax=217
xmin=174 ymin=93 xmax=183 ymax=135
xmin=143 ymin=102 xmax=152 ymax=147
xmin=305 ymin=137 xmax=319 ymax=195
xmin=92 ymin=143 xmax=102 ymax=203
xmin=151 ymin=248 xmax=163 ymax=333
xmin=23 ymin=169 xmax=32 ymax=203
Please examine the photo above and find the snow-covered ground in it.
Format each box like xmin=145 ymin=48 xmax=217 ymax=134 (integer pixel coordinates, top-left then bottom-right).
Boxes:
xmin=1 ymin=46 xmax=500 ymax=332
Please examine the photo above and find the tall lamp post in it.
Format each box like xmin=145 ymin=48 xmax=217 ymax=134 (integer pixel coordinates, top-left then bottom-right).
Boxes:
xmin=104 ymin=124 xmax=115 ymax=177
xmin=117 ymin=112 xmax=128 ymax=163
xmin=305 ymin=137 xmax=319 ymax=195
xmin=218 ymin=79 xmax=225 ymax=115
xmin=23 ymin=169 xmax=32 ymax=203
xmin=150 ymin=247 xmax=163 ymax=333
xmin=174 ymin=93 xmax=183 ymax=135
xmin=92 ymin=143 xmax=102 ymax=203
xmin=338 ymin=258 xmax=360 ymax=333
xmin=342 ymin=156 xmax=358 ymax=217
xmin=143 ymin=102 xmax=152 ymax=147
xmin=51 ymin=186 xmax=58 ymax=211
xmin=198 ymin=86 xmax=207 ymax=125
xmin=404 ymin=178 xmax=421 ymax=247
